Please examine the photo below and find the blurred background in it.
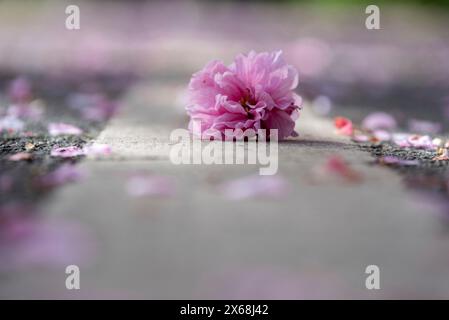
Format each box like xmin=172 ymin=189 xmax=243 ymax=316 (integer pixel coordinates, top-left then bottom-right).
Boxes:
xmin=1 ymin=0 xmax=449 ymax=123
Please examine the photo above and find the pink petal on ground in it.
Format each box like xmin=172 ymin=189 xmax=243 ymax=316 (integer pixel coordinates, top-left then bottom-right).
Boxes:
xmin=39 ymin=164 xmax=84 ymax=187
xmin=352 ymin=134 xmax=370 ymax=143
xmin=83 ymin=143 xmax=112 ymax=157
xmin=126 ymin=174 xmax=175 ymax=197
xmin=48 ymin=122 xmax=83 ymax=136
xmin=8 ymin=152 xmax=32 ymax=161
xmin=334 ymin=116 xmax=353 ymax=136
xmin=361 ymin=112 xmax=397 ymax=131
xmin=220 ymin=175 xmax=289 ymax=200
xmin=407 ymin=135 xmax=434 ymax=149
xmin=408 ymin=119 xmax=442 ymax=135
xmin=50 ymin=146 xmax=84 ymax=158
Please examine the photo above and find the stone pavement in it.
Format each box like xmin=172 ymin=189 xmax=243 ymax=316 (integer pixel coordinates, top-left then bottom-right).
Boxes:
xmin=3 ymin=79 xmax=449 ymax=299
xmin=2 ymin=0 xmax=449 ymax=300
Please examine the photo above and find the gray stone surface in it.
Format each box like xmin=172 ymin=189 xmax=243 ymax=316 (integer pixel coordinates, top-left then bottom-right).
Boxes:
xmin=3 ymin=80 xmax=449 ymax=299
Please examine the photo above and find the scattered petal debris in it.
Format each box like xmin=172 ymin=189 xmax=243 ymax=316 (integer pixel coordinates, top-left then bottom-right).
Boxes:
xmin=372 ymin=129 xmax=391 ymax=142
xmin=48 ymin=123 xmax=83 ymax=136
xmin=219 ymin=175 xmax=289 ymax=200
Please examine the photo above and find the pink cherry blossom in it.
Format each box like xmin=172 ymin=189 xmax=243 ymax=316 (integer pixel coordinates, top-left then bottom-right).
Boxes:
xmin=186 ymin=51 xmax=301 ymax=139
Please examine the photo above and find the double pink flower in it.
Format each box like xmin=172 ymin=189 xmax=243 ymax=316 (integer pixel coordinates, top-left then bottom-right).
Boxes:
xmin=186 ymin=51 xmax=301 ymax=139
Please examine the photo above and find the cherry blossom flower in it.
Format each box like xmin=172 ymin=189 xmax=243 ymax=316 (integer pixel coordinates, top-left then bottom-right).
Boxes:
xmin=186 ymin=51 xmax=301 ymax=139
xmin=48 ymin=122 xmax=83 ymax=136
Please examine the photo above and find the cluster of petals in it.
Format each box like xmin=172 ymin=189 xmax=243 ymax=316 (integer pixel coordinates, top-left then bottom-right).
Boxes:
xmin=186 ymin=51 xmax=301 ymax=139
